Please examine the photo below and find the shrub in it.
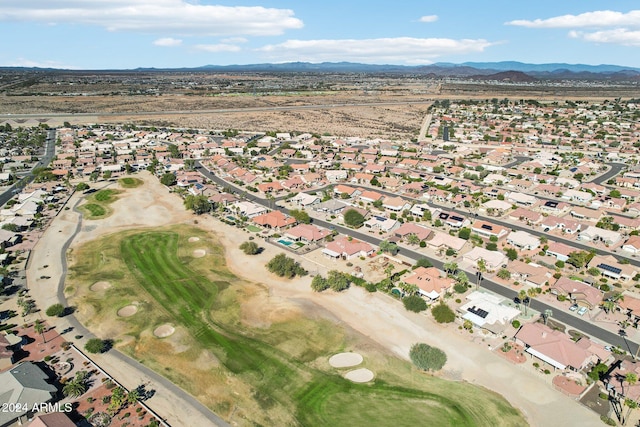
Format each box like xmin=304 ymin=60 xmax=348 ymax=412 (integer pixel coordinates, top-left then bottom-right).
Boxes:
xmin=266 ymin=253 xmax=307 ymax=278
xmin=85 ymin=338 xmax=107 ymax=354
xmin=327 ymin=270 xmax=350 ymax=292
xmin=445 ymin=248 xmax=456 ymax=257
xmin=46 ymin=303 xmax=65 ymax=317
xmin=310 ymin=275 xmax=329 ymax=292
xmin=403 ymin=295 xmax=428 ymax=313
xmin=239 ymin=241 xmax=260 ymax=255
xmin=365 ymin=282 xmax=377 ymax=293
xmin=511 ymin=320 xmax=521 ymax=329
xmin=409 ymin=343 xmax=447 ymax=372
xmin=453 ymin=283 xmax=468 ymax=294
xmin=431 ymin=302 xmax=455 ymax=323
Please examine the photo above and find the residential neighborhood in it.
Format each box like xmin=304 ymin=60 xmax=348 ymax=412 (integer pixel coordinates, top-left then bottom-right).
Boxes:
xmin=3 ymin=97 xmax=640 ymax=425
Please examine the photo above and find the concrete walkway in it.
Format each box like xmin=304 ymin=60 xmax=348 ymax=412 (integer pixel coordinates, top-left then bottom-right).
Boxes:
xmin=25 ymin=190 xmax=229 ymax=427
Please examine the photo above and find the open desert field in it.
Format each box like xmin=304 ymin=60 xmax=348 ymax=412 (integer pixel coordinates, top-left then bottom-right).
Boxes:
xmin=3 ymin=70 xmax=639 ymax=139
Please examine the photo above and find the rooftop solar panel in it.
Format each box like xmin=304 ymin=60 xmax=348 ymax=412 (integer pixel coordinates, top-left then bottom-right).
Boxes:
xmin=468 ymin=306 xmax=489 ymax=319
xmin=597 ymin=263 xmax=622 ymax=275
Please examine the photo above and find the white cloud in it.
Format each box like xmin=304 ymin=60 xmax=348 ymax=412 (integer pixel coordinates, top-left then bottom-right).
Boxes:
xmin=0 ymin=0 xmax=303 ymax=36
xmin=194 ymin=44 xmax=241 ymax=53
xmin=570 ymin=29 xmax=640 ymax=46
xmin=506 ymin=10 xmax=640 ymax=28
xmin=419 ymin=15 xmax=438 ymax=23
xmin=221 ymin=37 xmax=248 ymax=44
xmin=153 ymin=37 xmax=182 ymax=47
xmin=258 ymin=37 xmax=495 ymax=64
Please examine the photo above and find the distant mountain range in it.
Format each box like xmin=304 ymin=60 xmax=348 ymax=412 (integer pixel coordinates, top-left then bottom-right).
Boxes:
xmin=4 ymin=61 xmax=640 ymax=81
xmin=185 ymin=61 xmax=640 ymax=81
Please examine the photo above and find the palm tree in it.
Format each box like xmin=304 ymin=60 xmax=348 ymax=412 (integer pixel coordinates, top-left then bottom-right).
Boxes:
xmin=127 ymin=388 xmax=140 ymax=405
xmin=399 ymin=282 xmax=419 ymax=296
xmin=604 ymin=293 xmax=624 ymax=314
xmin=443 ymin=262 xmax=458 ymax=275
xmin=34 ymin=319 xmax=46 ymax=344
xmin=406 ymin=234 xmax=421 ymax=245
xmin=526 ymin=288 xmax=537 ymax=315
xmin=518 ymin=290 xmax=528 ymax=315
xmin=63 ymin=379 xmax=87 ymax=398
xmin=542 ymin=309 xmax=553 ymax=325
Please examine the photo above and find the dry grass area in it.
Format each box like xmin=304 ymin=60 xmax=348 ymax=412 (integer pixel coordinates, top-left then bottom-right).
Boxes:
xmin=4 ymin=72 xmax=640 ymax=139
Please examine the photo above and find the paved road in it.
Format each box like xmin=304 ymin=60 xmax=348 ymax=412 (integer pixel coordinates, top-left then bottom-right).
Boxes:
xmin=591 ymin=162 xmax=627 ymax=185
xmin=195 ymin=161 xmax=640 ymax=354
xmin=27 ymin=189 xmax=230 ymax=427
xmin=0 ymin=128 xmax=56 ymax=206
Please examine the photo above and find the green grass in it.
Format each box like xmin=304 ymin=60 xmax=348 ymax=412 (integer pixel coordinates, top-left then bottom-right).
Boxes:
xmin=79 ymin=189 xmax=122 ymax=219
xmin=118 ymin=177 xmax=143 ymax=188
xmin=71 ymin=228 xmax=526 ymax=426
xmin=245 ymin=225 xmax=261 ymax=232
xmin=80 ymin=203 xmax=106 ymax=217
xmin=94 ymin=189 xmax=118 ymax=202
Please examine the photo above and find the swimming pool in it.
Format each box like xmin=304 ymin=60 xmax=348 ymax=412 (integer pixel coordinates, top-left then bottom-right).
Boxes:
xmin=277 ymin=239 xmax=293 ymax=246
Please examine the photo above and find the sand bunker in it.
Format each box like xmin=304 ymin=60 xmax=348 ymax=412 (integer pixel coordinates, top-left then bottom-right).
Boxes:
xmin=90 ymin=281 xmax=111 ymax=291
xmin=117 ymin=305 xmax=138 ymax=317
xmin=188 ymin=237 xmax=200 ymax=242
xmin=193 ymin=249 xmax=206 ymax=258
xmin=344 ymin=368 xmax=375 ymax=383
xmin=153 ymin=324 xmax=175 ymax=338
xmin=329 ymin=352 xmax=363 ymax=368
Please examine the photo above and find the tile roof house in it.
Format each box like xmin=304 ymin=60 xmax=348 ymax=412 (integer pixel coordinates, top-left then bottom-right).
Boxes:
xmin=514 ymin=322 xmax=603 ymax=371
xmin=402 ymin=267 xmax=454 ymax=301
xmin=462 ymin=247 xmax=507 ymax=271
xmin=425 ymin=230 xmax=467 ymax=252
xmin=545 ymin=241 xmax=575 ymax=262
xmin=284 ymin=224 xmax=331 ymax=242
xmin=622 ymin=235 xmax=640 ymax=254
xmin=506 ymin=230 xmax=541 ymax=250
xmin=393 ymin=223 xmax=433 ymax=242
xmin=605 ymin=359 xmax=640 ymax=402
xmin=471 ymin=220 xmax=508 ymax=239
xmin=589 ymin=254 xmax=637 ymax=282
xmin=322 ymin=236 xmax=375 ymax=260
xmin=578 ymin=226 xmax=622 ymax=246
xmin=550 ymin=277 xmax=602 ymax=309
xmin=252 ymin=211 xmax=296 ymax=229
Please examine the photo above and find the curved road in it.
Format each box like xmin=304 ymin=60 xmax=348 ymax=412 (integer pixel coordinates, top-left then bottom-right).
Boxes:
xmin=195 ymin=160 xmax=639 ymax=355
xmin=28 ymin=190 xmax=229 ymax=427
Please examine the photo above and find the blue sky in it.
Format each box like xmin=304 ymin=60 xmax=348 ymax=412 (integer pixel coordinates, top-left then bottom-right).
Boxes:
xmin=1 ymin=1 xmax=640 ymax=69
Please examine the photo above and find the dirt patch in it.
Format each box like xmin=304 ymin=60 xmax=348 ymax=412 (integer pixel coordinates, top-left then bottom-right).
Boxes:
xmin=329 ymin=352 xmax=363 ymax=368
xmin=239 ymin=285 xmax=304 ymax=328
xmin=344 ymin=368 xmax=375 ymax=383
xmin=153 ymin=324 xmax=176 ymax=338
xmin=90 ymin=281 xmax=111 ymax=291
xmin=193 ymin=249 xmax=206 ymax=258
xmin=188 ymin=237 xmax=200 ymax=242
xmin=117 ymin=304 xmax=138 ymax=317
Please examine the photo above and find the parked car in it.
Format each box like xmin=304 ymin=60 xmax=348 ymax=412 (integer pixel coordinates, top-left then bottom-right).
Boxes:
xmin=577 ymin=307 xmax=588 ymax=316
xmin=569 ymin=304 xmax=579 ymax=312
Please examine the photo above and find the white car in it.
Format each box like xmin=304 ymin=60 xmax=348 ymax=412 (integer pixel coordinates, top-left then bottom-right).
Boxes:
xmin=577 ymin=307 xmax=588 ymax=316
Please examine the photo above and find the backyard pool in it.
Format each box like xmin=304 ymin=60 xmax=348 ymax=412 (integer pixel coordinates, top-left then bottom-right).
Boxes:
xmin=277 ymin=239 xmax=294 ymax=246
